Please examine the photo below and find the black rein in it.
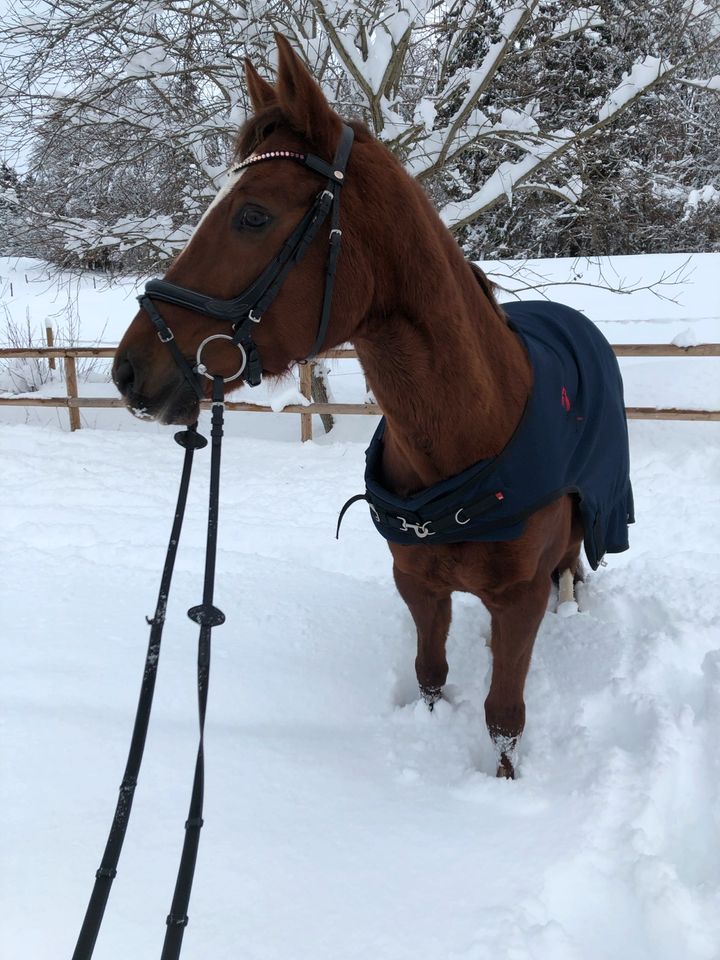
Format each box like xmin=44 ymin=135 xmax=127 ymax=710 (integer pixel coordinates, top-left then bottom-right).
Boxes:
xmin=72 ymin=381 xmax=224 ymax=960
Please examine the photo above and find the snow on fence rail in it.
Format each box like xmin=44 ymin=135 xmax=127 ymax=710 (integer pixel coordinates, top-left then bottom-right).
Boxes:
xmin=1 ymin=345 xmax=719 ymax=436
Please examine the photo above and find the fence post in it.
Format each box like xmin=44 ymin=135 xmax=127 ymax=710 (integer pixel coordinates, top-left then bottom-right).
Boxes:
xmin=299 ymin=362 xmax=313 ymax=441
xmin=45 ymin=325 xmax=56 ymax=371
xmin=64 ymin=355 xmax=82 ymax=431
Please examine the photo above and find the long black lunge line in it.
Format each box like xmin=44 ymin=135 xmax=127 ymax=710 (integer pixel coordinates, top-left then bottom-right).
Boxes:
xmin=72 ymin=377 xmax=226 ymax=960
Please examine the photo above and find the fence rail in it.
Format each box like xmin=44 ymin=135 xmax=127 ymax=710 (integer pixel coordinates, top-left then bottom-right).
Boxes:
xmin=2 ymin=344 xmax=719 ymax=436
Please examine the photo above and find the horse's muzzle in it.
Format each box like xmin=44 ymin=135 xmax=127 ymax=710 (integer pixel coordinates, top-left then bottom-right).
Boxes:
xmin=113 ymin=354 xmax=135 ymax=396
xmin=113 ymin=349 xmax=201 ymax=424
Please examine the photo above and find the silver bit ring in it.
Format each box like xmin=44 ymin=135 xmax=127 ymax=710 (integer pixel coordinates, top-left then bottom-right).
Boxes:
xmin=195 ymin=334 xmax=246 ymax=382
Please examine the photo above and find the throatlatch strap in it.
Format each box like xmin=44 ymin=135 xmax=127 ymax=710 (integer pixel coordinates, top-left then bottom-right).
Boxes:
xmin=71 ymin=423 xmax=206 ymax=960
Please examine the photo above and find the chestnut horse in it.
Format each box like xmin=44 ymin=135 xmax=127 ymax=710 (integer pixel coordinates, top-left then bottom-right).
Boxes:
xmin=114 ymin=36 xmax=631 ymax=778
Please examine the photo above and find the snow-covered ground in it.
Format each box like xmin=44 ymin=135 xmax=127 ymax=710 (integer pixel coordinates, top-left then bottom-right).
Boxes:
xmin=1 ymin=254 xmax=719 ymax=959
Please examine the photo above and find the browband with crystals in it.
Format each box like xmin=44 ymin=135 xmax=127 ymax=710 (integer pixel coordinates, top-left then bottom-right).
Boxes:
xmin=232 ymin=146 xmax=347 ymax=185
xmin=233 ymin=150 xmax=306 ymax=172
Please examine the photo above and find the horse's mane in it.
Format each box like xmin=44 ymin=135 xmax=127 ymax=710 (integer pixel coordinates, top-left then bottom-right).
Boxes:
xmin=467 ymin=261 xmax=506 ymax=321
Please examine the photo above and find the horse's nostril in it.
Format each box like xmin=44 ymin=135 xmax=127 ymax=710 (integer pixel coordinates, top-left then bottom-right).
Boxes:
xmin=114 ymin=355 xmax=135 ymax=396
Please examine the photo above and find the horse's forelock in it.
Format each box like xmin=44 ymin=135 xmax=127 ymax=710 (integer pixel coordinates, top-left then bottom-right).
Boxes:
xmin=234 ymin=104 xmax=287 ymax=163
xmin=234 ymin=106 xmax=373 ymax=167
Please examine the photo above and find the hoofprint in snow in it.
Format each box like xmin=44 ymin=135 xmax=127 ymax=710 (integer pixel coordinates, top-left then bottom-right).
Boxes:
xmin=1 ymin=254 xmax=719 ymax=959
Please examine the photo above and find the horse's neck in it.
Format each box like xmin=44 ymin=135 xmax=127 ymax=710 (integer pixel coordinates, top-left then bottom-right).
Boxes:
xmin=353 ymin=263 xmax=531 ymax=495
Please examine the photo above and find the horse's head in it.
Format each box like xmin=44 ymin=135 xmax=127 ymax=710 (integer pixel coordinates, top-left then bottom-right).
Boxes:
xmin=113 ymin=35 xmax=378 ymax=423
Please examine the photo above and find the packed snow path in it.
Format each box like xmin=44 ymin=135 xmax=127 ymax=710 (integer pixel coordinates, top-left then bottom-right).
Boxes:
xmin=2 ymin=419 xmax=719 ymax=960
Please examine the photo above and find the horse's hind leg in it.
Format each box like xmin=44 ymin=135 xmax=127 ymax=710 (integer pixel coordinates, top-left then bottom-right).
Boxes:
xmin=554 ymin=510 xmax=584 ymax=613
xmin=484 ymin=576 xmax=551 ymax=778
xmin=393 ymin=566 xmax=451 ymax=709
xmin=558 ymin=568 xmax=575 ymax=604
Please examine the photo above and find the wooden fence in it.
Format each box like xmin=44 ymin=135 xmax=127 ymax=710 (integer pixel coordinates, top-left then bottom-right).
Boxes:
xmin=1 ymin=343 xmax=719 ymax=437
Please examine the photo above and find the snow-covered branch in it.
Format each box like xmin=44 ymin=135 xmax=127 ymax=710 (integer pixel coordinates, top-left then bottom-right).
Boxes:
xmin=427 ymin=1 xmax=538 ymax=176
xmin=308 ymin=0 xmax=415 ymax=134
xmin=439 ymin=44 xmax=718 ymax=231
xmin=1 ymin=0 xmax=719 ymax=267
xmin=676 ymin=74 xmax=720 ymax=91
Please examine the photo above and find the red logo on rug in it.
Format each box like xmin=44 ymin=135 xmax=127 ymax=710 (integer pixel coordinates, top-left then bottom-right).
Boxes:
xmin=561 ymin=386 xmax=571 ymax=412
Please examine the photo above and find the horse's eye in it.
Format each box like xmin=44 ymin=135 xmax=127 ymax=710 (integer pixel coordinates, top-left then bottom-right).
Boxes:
xmin=235 ymin=205 xmax=272 ymax=230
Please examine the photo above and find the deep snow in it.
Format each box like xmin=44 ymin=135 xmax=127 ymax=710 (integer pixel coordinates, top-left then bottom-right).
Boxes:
xmin=1 ymin=254 xmax=719 ymax=959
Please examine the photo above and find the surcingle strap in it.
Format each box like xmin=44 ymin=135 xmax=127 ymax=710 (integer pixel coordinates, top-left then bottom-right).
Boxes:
xmin=336 ymin=488 xmax=506 ymax=541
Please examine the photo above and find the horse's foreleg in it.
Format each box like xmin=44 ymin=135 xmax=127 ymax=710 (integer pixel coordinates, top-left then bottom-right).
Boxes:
xmin=484 ymin=577 xmax=550 ymax=778
xmin=393 ymin=566 xmax=451 ymax=709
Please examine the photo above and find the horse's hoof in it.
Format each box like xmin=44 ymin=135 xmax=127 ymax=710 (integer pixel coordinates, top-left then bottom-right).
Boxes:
xmin=420 ymin=685 xmax=442 ymax=710
xmin=557 ymin=599 xmax=579 ymax=618
xmin=491 ymin=733 xmax=519 ymax=778
xmin=496 ymin=754 xmax=516 ymax=779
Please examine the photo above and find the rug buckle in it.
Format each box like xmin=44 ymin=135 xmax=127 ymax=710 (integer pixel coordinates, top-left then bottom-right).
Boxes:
xmin=397 ymin=516 xmax=435 ymax=539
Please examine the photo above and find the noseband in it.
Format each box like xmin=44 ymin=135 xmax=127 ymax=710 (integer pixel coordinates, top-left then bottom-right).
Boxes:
xmin=138 ymin=123 xmax=355 ymax=395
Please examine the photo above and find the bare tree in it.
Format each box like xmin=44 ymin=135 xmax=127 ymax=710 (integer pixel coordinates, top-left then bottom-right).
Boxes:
xmin=293 ymin=1 xmax=720 ymax=233
xmin=1 ymin=0 xmax=719 ymax=266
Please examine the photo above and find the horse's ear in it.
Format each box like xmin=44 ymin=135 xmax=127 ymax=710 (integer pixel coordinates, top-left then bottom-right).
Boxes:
xmin=244 ymin=58 xmax=277 ymax=112
xmin=274 ymin=33 xmax=341 ymax=156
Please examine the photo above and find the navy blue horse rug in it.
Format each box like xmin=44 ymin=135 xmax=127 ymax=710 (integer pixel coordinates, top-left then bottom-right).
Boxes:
xmin=340 ymin=301 xmax=634 ymax=571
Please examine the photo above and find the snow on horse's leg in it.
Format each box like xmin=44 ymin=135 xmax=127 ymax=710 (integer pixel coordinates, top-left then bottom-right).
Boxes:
xmin=493 ymin=734 xmax=520 ymax=780
xmin=420 ymin=685 xmax=443 ymax=710
xmin=557 ymin=568 xmax=579 ymax=617
xmin=558 ymin=568 xmax=574 ymax=603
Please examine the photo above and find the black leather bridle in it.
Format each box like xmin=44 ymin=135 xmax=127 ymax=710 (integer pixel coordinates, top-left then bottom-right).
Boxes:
xmin=139 ymin=122 xmax=355 ymax=395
